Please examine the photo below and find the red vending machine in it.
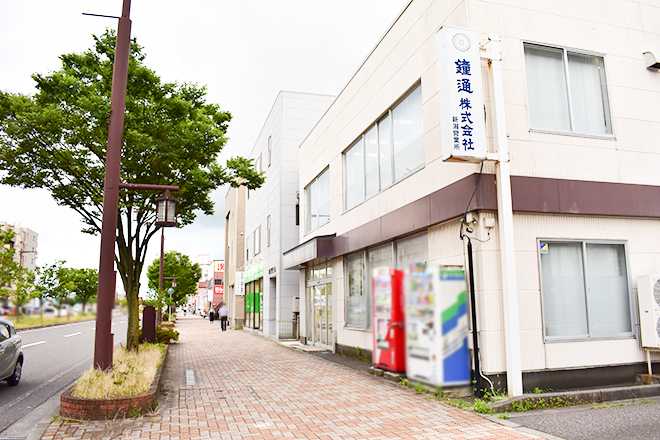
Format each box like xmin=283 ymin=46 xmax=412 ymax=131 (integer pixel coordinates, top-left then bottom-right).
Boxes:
xmin=372 ymin=267 xmax=406 ymax=372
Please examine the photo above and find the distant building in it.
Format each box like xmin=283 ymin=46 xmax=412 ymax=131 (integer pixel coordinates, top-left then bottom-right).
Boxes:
xmin=243 ymin=91 xmax=334 ymax=339
xmin=225 ymin=185 xmax=246 ymax=328
xmin=1 ymin=221 xmax=38 ymax=277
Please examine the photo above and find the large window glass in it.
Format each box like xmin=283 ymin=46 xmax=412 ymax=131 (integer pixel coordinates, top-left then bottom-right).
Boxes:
xmin=305 ymin=168 xmax=330 ymax=234
xmin=346 ymin=252 xmax=366 ymax=328
xmin=539 ymin=240 xmax=632 ymax=340
xmin=524 ymin=44 xmax=612 ymax=135
xmin=344 ymin=233 xmax=427 ymax=330
xmin=392 ymin=85 xmax=425 ymax=181
xmin=343 ymin=84 xmax=424 ymax=211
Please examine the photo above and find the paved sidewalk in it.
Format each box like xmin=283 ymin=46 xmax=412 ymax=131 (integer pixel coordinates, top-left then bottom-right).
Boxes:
xmin=39 ymin=314 xmax=543 ymax=440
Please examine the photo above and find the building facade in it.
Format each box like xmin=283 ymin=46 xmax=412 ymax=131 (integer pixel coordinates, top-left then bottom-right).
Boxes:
xmin=284 ymin=0 xmax=660 ymax=392
xmin=244 ymin=91 xmax=335 ymax=339
xmin=225 ymin=186 xmax=247 ymax=328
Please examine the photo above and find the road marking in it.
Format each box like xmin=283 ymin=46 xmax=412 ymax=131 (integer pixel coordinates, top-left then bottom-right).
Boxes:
xmin=64 ymin=332 xmax=82 ymax=338
xmin=23 ymin=341 xmax=46 ymax=348
xmin=186 ymin=370 xmax=195 ymax=386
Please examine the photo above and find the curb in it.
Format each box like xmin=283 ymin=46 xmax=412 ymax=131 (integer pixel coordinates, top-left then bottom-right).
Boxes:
xmin=490 ymin=383 xmax=660 ymax=412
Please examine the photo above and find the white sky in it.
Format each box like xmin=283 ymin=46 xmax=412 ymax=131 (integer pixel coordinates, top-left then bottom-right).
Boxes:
xmin=0 ymin=0 xmax=410 ymax=290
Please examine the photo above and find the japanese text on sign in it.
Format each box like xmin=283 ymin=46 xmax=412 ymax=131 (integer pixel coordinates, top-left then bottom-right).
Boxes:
xmin=436 ymin=26 xmax=486 ymax=163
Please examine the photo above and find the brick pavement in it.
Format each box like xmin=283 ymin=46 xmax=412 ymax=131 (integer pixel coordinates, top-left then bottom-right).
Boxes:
xmin=39 ymin=314 xmax=542 ymax=440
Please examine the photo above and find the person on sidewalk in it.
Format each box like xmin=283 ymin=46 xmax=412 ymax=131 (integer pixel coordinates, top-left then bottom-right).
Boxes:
xmin=209 ymin=305 xmax=215 ymax=324
xmin=219 ymin=302 xmax=228 ymax=331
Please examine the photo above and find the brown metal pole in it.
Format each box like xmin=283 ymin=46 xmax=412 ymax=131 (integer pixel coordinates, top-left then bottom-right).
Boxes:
xmin=94 ymin=0 xmax=132 ymax=371
xmin=159 ymin=228 xmax=164 ymax=292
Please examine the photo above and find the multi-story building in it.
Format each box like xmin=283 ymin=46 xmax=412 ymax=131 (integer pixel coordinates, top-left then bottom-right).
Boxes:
xmin=1 ymin=221 xmax=38 ymax=276
xmin=284 ymin=0 xmax=660 ymax=394
xmin=244 ymin=91 xmax=335 ymax=339
xmin=225 ymin=185 xmax=247 ymax=328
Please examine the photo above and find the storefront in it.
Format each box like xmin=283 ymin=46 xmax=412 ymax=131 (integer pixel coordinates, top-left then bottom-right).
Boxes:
xmin=244 ymin=259 xmax=263 ymax=330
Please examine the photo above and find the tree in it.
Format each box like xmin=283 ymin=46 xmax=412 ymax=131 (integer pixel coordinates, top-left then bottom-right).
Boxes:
xmin=33 ymin=261 xmax=74 ymax=318
xmin=0 ymin=227 xmax=35 ymax=321
xmin=70 ymin=268 xmax=98 ymax=314
xmin=0 ymin=30 xmax=264 ymax=349
xmin=146 ymin=251 xmax=202 ymax=313
xmin=3 ymin=267 xmax=35 ymax=322
xmin=0 ymin=228 xmax=20 ymax=289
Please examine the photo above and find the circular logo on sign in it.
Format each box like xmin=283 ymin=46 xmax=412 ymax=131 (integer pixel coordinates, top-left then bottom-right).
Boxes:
xmin=453 ymin=33 xmax=471 ymax=52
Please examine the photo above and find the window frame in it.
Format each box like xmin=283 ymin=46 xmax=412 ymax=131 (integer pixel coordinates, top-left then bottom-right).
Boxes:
xmin=523 ymin=42 xmax=614 ymax=138
xmin=267 ymin=136 xmax=272 ymax=167
xmin=254 ymin=226 xmax=261 ymax=256
xmin=537 ymin=238 xmax=634 ymax=343
xmin=342 ymin=83 xmax=424 ymax=212
xmin=266 ymin=215 xmax=271 ymax=247
xmin=304 ymin=167 xmax=330 ymax=235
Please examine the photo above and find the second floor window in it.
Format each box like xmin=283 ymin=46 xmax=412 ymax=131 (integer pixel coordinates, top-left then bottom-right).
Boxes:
xmin=343 ymin=84 xmax=424 ymax=211
xmin=305 ymin=168 xmax=330 ymax=234
xmin=524 ymin=43 xmax=612 ymax=136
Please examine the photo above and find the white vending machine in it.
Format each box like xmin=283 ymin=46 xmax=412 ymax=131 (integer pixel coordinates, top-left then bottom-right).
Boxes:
xmin=404 ymin=263 xmax=470 ymax=386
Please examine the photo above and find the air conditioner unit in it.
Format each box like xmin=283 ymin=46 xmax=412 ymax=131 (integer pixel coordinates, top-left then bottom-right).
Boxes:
xmin=637 ymin=275 xmax=660 ymax=349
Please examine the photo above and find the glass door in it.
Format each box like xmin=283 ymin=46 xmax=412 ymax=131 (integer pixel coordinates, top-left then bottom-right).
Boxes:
xmin=311 ymin=284 xmax=332 ymax=346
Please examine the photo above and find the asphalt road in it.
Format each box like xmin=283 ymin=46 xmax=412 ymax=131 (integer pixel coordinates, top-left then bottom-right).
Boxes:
xmin=0 ymin=314 xmax=128 ymax=439
xmin=507 ymin=396 xmax=660 ymax=440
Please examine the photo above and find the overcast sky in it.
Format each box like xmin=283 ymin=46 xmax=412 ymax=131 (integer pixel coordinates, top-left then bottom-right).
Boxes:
xmin=0 ymin=0 xmax=409 ymax=289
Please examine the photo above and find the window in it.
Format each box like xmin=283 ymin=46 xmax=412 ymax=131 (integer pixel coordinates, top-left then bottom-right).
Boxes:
xmin=539 ymin=240 xmax=632 ymax=341
xmin=344 ymin=84 xmax=424 ymax=211
xmin=304 ymin=168 xmax=330 ymax=234
xmin=344 ymin=233 xmax=427 ymax=329
xmin=268 ymin=136 xmax=272 ymax=167
xmin=254 ymin=226 xmax=261 ymax=256
xmin=524 ymin=44 xmax=612 ymax=135
xmin=256 ymin=154 xmax=262 ymax=174
xmin=346 ymin=252 xmax=366 ymax=328
xmin=267 ymin=215 xmax=271 ymax=247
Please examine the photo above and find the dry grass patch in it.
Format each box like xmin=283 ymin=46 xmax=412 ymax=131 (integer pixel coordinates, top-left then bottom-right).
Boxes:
xmin=72 ymin=344 xmax=165 ymax=399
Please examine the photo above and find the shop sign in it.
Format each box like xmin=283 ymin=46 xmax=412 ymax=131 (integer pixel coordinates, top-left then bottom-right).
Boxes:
xmin=436 ymin=26 xmax=486 ymax=163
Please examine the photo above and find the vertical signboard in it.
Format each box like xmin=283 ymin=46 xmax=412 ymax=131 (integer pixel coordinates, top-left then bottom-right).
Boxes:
xmin=237 ymin=271 xmax=245 ymax=296
xmin=436 ymin=26 xmax=486 ymax=163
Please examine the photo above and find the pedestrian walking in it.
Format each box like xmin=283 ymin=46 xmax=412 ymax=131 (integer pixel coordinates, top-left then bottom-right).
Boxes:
xmin=219 ymin=302 xmax=228 ymax=331
xmin=209 ymin=306 xmax=215 ymax=324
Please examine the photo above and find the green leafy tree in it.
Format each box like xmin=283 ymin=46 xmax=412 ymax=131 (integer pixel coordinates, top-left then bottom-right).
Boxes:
xmin=34 ymin=261 xmax=74 ymax=318
xmin=0 ymin=30 xmax=264 ymax=349
xmin=1 ymin=267 xmax=34 ymax=322
xmin=146 ymin=251 xmax=202 ymax=315
xmin=0 ymin=227 xmax=20 ymax=289
xmin=70 ymin=268 xmax=98 ymax=313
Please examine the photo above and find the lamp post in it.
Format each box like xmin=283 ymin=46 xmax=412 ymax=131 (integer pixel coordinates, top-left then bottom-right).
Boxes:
xmin=163 ymin=276 xmax=177 ymax=322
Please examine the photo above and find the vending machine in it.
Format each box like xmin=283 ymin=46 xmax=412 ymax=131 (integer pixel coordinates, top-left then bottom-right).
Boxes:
xmin=372 ymin=267 xmax=406 ymax=373
xmin=404 ymin=263 xmax=470 ymax=386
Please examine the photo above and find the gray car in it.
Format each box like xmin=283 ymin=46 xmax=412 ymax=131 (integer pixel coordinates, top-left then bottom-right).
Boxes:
xmin=0 ymin=318 xmax=22 ymax=386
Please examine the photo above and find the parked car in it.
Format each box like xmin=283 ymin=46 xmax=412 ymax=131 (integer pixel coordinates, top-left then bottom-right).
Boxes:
xmin=0 ymin=318 xmax=22 ymax=386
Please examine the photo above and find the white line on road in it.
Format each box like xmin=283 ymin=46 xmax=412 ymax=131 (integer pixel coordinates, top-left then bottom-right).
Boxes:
xmin=64 ymin=332 xmax=82 ymax=338
xmin=22 ymin=341 xmax=46 ymax=348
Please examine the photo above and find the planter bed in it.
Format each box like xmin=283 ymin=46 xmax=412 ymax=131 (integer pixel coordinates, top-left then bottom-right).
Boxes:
xmin=60 ymin=346 xmax=168 ymax=420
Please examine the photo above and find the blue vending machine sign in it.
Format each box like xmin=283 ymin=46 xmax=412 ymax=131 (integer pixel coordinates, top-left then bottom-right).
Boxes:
xmin=404 ymin=263 xmax=470 ymax=386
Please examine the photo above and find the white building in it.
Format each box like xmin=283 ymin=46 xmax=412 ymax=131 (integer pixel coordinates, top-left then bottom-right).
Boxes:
xmin=284 ymin=0 xmax=660 ymax=393
xmin=244 ymin=91 xmax=334 ymax=339
xmin=0 ymin=222 xmax=38 ymax=273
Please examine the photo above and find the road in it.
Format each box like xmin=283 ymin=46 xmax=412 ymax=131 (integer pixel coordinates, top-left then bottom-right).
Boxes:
xmin=507 ymin=396 xmax=660 ymax=440
xmin=0 ymin=314 xmax=128 ymax=438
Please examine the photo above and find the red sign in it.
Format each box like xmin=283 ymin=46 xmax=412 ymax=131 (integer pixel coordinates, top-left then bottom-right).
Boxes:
xmin=214 ymin=286 xmax=224 ymax=295
xmin=214 ymin=261 xmax=225 ymax=272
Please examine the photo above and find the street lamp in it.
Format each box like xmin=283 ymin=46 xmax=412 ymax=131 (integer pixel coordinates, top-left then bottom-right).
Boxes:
xmin=163 ymin=276 xmax=177 ymax=322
